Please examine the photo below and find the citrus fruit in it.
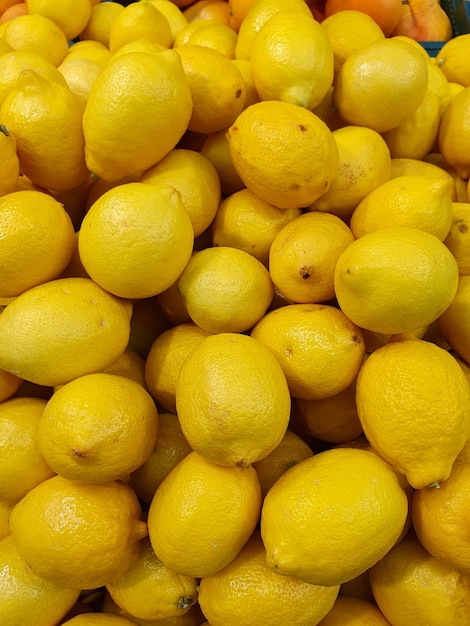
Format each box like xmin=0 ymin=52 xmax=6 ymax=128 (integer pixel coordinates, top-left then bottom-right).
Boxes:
xmin=149 ymin=0 xmax=188 ymax=42
xmin=147 ymin=451 xmax=262 ymax=577
xmin=108 ymin=1 xmax=172 ymax=53
xmin=58 ymin=56 xmax=104 ymax=107
xmin=318 ymin=595 xmax=391 ymax=625
xmin=101 ymin=348 xmax=146 ymax=387
xmin=26 ymin=0 xmax=91 ymax=40
xmin=66 ymin=39 xmax=112 ymax=68
xmin=439 ymin=273 xmax=470 ymax=365
xmin=0 ymin=123 xmax=19 ymax=195
xmin=175 ymin=332 xmax=291 ymax=467
xmin=185 ymin=22 xmax=237 ymax=58
xmin=444 ymin=202 xmax=470 ymax=274
xmin=79 ymin=1 xmax=125 ymax=47
xmin=62 ymin=615 xmax=135 ymax=626
xmin=438 ymin=85 xmax=470 ymax=180
xmin=227 ymin=0 xmax=257 ymax=32
xmin=324 ymin=0 xmax=403 ymax=36
xmin=199 ymin=128 xmax=245 ymax=196
xmin=436 ymin=33 xmax=470 ymax=87
xmin=0 ymin=367 xmax=22 ymax=402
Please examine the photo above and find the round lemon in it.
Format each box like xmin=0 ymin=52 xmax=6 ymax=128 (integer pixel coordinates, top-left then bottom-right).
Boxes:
xmin=26 ymin=0 xmax=91 ymax=40
xmin=444 ymin=202 xmax=470 ymax=274
xmin=185 ymin=22 xmax=237 ymax=58
xmin=438 ymin=274 xmax=470 ymax=364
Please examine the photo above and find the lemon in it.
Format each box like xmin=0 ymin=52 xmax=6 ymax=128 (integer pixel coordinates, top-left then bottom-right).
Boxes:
xmin=356 ymin=338 xmax=470 ymax=489
xmin=175 ymin=332 xmax=291 ymax=467
xmin=250 ymin=10 xmax=333 ymax=110
xmin=0 ymin=534 xmax=80 ymax=626
xmin=444 ymin=202 xmax=470 ymax=274
xmin=309 ymin=125 xmax=391 ymax=221
xmin=173 ymin=45 xmax=245 ymax=134
xmin=0 ymin=499 xmax=13 ymax=541
xmin=333 ymin=38 xmax=428 ymax=132
xmin=436 ymin=33 xmax=470 ymax=87
xmin=173 ymin=17 xmax=218 ymax=47
xmin=102 ymin=591 xmax=205 ymax=626
xmin=0 ymin=190 xmax=75 ymax=298
xmin=426 ymin=57 xmax=452 ymax=114
xmin=232 ymin=57 xmax=259 ymax=109
xmin=148 ymin=0 xmax=188 ymax=42
xmin=438 ymin=86 xmax=470 ymax=180
xmin=78 ymin=182 xmax=194 ymax=300
xmin=227 ymin=100 xmax=339 ymax=210
xmin=199 ymin=532 xmax=339 ymax=626
xmin=83 ymin=50 xmax=192 ymax=182
xmin=0 ymin=124 xmax=19 ymax=195
xmin=438 ymin=274 xmax=470 ymax=364
xmin=0 ymin=367 xmax=22 ymax=402
xmin=147 ymin=451 xmax=262 ymax=577
xmin=80 ymin=1 xmax=125 ymax=47
xmin=0 ymin=70 xmax=90 ymax=191
xmin=318 ymin=595 xmax=391 ymax=625
xmin=251 ymin=303 xmax=364 ymax=400
xmin=370 ymin=533 xmax=470 ymax=625
xmin=140 ymin=148 xmax=221 ymax=238
xmin=390 ymin=156 xmax=454 ymax=184
xmin=101 ymin=348 xmax=146 ymax=387
xmin=261 ymin=447 xmax=408 ymax=586
xmin=26 ymin=0 xmax=91 ymax=41
xmin=106 ymin=537 xmax=197 ymax=622
xmin=350 ymin=174 xmax=454 ymax=241
xmin=185 ymin=22 xmax=237 ymax=58
xmin=199 ymin=128 xmax=245 ymax=196
xmin=0 ymin=277 xmax=132 ymax=387
xmin=425 ymin=151 xmax=469 ymax=202
xmin=334 ymin=227 xmax=459 ymax=335
xmin=62 ymin=615 xmax=136 ymax=625
xmin=268 ymin=211 xmax=354 ymax=303
xmin=108 ymin=1 xmax=172 ymax=53
xmin=9 ymin=475 xmax=148 ymax=590
xmin=58 ymin=56 xmax=104 ymax=107
xmin=156 ymin=279 xmax=192 ymax=326
xmin=67 ymin=39 xmax=113 ymax=68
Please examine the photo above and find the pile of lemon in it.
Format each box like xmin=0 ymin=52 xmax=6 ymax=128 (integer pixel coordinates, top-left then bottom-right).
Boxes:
xmin=1 ymin=0 xmax=470 ymax=624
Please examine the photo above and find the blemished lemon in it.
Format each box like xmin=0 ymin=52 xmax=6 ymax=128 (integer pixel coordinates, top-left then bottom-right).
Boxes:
xmin=232 ymin=57 xmax=259 ymax=108
xmin=369 ymin=533 xmax=470 ymax=625
xmin=0 ymin=190 xmax=75 ymax=298
xmin=0 ymin=277 xmax=132 ymax=387
xmin=147 ymin=451 xmax=262 ymax=577
xmin=0 ymin=535 xmax=80 ymax=626
xmin=253 ymin=430 xmax=313 ymax=498
xmin=0 ymin=397 xmax=54 ymax=504
xmin=350 ymin=174 xmax=454 ymax=241
xmin=198 ymin=532 xmax=339 ymax=626
xmin=356 ymin=338 xmax=470 ymax=489
xmin=268 ymin=211 xmax=354 ymax=304
xmin=0 ymin=70 xmax=90 ymax=191
xmin=251 ymin=303 xmax=365 ymax=401
xmin=26 ymin=0 xmax=91 ymax=41
xmin=177 ymin=246 xmax=273 ymax=334
xmin=436 ymin=33 xmax=470 ymax=87
xmin=140 ymin=148 xmax=221 ymax=238
xmin=9 ymin=475 xmax=148 ymax=590
xmin=58 ymin=56 xmax=104 ymax=107
xmin=80 ymin=1 xmax=125 ymax=47
xmin=438 ymin=275 xmax=470 ymax=365
xmin=38 ymin=373 xmax=159 ymax=484
xmin=106 ymin=537 xmax=197 ymax=622
xmin=318 ymin=595 xmax=391 ymax=625
xmin=173 ymin=45 xmax=245 ymax=134
xmin=108 ymin=1 xmax=172 ymax=53
xmin=79 ymin=182 xmax=194 ymax=300
xmin=444 ymin=202 xmax=470 ymax=274
xmin=83 ymin=50 xmax=192 ymax=182
xmin=250 ymin=10 xmax=333 ymax=110
xmin=199 ymin=128 xmax=245 ymax=196
xmin=333 ymin=38 xmax=428 ymax=133
xmin=438 ymin=86 xmax=470 ymax=180
xmin=334 ymin=227 xmax=459 ymax=335
xmin=144 ymin=322 xmax=213 ymax=414
xmin=261 ymin=447 xmax=408 ymax=587
xmin=227 ymin=100 xmax=339 ymax=210
xmin=0 ymin=367 xmax=22 ymax=402
xmin=175 ymin=332 xmax=291 ymax=467
xmin=129 ymin=412 xmax=193 ymax=505
xmin=0 ymin=123 xmax=19 ymax=195
xmin=309 ymin=125 xmax=391 ymax=221
xmin=185 ymin=22 xmax=237 ymax=58
xmin=412 ymin=461 xmax=470 ymax=577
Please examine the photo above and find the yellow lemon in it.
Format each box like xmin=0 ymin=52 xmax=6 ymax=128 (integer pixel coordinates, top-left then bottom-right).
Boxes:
xmin=227 ymin=100 xmax=339 ymax=210
xmin=106 ymin=537 xmax=197 ymax=622
xmin=177 ymin=246 xmax=273 ymax=334
xmin=250 ymin=10 xmax=333 ymax=110
xmin=0 ymin=190 xmax=75 ymax=298
xmin=333 ymin=38 xmax=428 ymax=133
xmin=175 ymin=332 xmax=291 ymax=467
xmin=172 ymin=17 xmax=218 ymax=47
xmin=0 ymin=277 xmax=132 ymax=387
xmin=67 ymin=39 xmax=113 ymax=68
xmin=199 ymin=532 xmax=339 ymax=626
xmin=63 ymin=617 xmax=135 ymax=625
xmin=390 ymin=155 xmax=454 ymax=181
xmin=127 ymin=295 xmax=172 ymax=360
xmin=199 ymin=128 xmax=245 ymax=196
xmin=269 ymin=211 xmax=354 ymax=303
xmin=436 ymin=33 xmax=470 ymax=87
xmin=174 ymin=45 xmax=245 ymax=134
xmin=334 ymin=226 xmax=459 ymax=335
xmin=425 ymin=151 xmax=469 ymax=202
xmin=232 ymin=57 xmax=259 ymax=108
xmin=108 ymin=1 xmax=172 ymax=53
xmin=444 ymin=202 xmax=470 ymax=274
xmin=83 ymin=50 xmax=192 ymax=182
xmin=251 ymin=303 xmax=364 ymax=400
xmin=227 ymin=0 xmax=258 ymax=32
xmin=140 ymin=148 xmax=221 ymax=238
xmin=0 ymin=499 xmax=13 ymax=541
xmin=438 ymin=86 xmax=470 ymax=180
xmin=156 ymin=279 xmax=192 ymax=326
xmin=0 ymin=534 xmax=80 ymax=626
xmin=58 ymin=56 xmax=104 ymax=107
xmin=102 ymin=592 xmax=205 ymax=626
xmin=261 ymin=447 xmax=408 ymax=586
xmin=0 ymin=367 xmax=22 ymax=402
xmin=0 ymin=397 xmax=54 ymax=504
xmin=309 ymin=125 xmax=391 ymax=221
xmin=185 ymin=22 xmax=237 ymax=58
xmin=78 ymin=182 xmax=194 ymax=300
xmin=101 ymin=348 xmax=146 ymax=387
xmin=211 ymin=188 xmax=300 ymax=267
xmin=0 ymin=124 xmax=20 ymax=196
xmin=144 ymin=322 xmax=212 ymax=414
xmin=147 ymin=451 xmax=262 ymax=577
xmin=438 ymin=274 xmax=470 ymax=364
xmin=0 ymin=69 xmax=90 ymax=191
xmin=38 ymin=373 xmax=158 ymax=484
xmin=129 ymin=412 xmax=193 ymax=505
xmin=320 ymin=9 xmax=384 ymax=76
xmin=26 ymin=0 xmax=91 ymax=41
xmin=80 ymin=1 xmax=125 ymax=47
xmin=318 ymin=595 xmax=391 ymax=625
xmin=369 ymin=533 xmax=470 ymax=625
xmin=350 ymin=174 xmax=454 ymax=241
xmin=356 ymin=338 xmax=470 ymax=489
xmin=426 ymin=57 xmax=452 ymax=114
xmin=148 ymin=0 xmax=188 ymax=43
xmin=9 ymin=475 xmax=148 ymax=590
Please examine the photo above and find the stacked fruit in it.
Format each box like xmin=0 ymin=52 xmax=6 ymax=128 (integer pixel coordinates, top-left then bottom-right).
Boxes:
xmin=1 ymin=0 xmax=470 ymax=624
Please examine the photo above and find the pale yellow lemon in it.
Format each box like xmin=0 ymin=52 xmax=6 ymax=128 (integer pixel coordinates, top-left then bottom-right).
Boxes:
xmin=80 ymin=1 xmax=125 ymax=47
xmin=108 ymin=1 xmax=172 ymax=52
xmin=438 ymin=274 xmax=470 ymax=364
xmin=438 ymin=86 xmax=470 ymax=180
xmin=26 ymin=0 xmax=91 ymax=40
xmin=444 ymin=202 xmax=470 ymax=274
xmin=58 ymin=56 xmax=103 ymax=107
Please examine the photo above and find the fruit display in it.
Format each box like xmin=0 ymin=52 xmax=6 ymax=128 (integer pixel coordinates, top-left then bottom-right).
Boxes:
xmin=1 ymin=0 xmax=470 ymax=624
